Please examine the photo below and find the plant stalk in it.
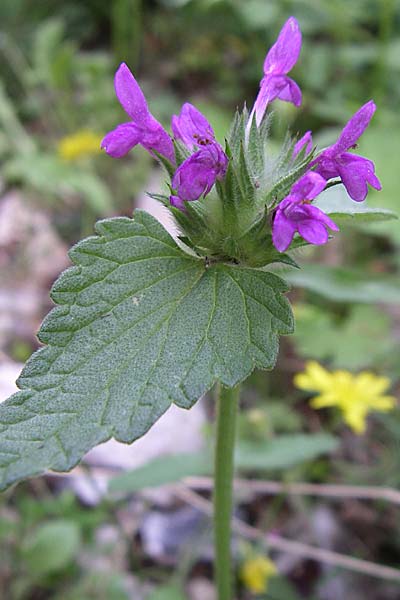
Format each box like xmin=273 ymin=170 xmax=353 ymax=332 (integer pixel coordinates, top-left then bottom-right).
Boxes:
xmin=213 ymin=383 xmax=240 ymax=600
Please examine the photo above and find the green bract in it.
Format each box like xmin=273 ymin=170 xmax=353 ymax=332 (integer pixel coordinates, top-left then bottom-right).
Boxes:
xmin=0 ymin=211 xmax=293 ymax=490
xmin=155 ymin=109 xmax=396 ymax=266
xmin=154 ymin=110 xmax=314 ymax=268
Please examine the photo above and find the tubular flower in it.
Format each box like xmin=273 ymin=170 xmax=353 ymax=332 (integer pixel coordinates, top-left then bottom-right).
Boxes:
xmin=101 ymin=63 xmax=174 ymax=162
xmin=295 ymin=361 xmax=397 ymax=434
xmin=241 ymin=555 xmax=277 ymax=594
xmin=251 ymin=16 xmax=302 ymax=127
xmin=272 ymin=172 xmax=339 ymax=252
xmin=170 ymin=143 xmax=228 ymax=209
xmin=172 ymin=102 xmax=216 ymax=150
xmin=170 ymin=103 xmax=228 ymax=208
xmin=312 ymin=101 xmax=381 ymax=201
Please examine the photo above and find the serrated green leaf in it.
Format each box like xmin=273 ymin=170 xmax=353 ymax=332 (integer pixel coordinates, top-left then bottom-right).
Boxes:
xmin=0 ymin=211 xmax=293 ymax=491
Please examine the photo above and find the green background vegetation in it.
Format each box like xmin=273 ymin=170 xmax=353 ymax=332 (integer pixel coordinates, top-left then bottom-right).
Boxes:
xmin=0 ymin=1 xmax=399 ymax=598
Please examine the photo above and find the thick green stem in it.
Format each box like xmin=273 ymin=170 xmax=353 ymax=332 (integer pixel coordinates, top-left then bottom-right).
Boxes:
xmin=213 ymin=383 xmax=240 ymax=600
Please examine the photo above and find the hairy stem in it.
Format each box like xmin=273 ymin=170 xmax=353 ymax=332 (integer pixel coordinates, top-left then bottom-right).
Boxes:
xmin=213 ymin=383 xmax=240 ymax=600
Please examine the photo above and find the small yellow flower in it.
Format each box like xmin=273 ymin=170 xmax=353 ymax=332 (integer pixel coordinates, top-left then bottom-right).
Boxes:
xmin=241 ymin=555 xmax=277 ymax=594
xmin=58 ymin=130 xmax=103 ymax=161
xmin=294 ymin=361 xmax=397 ymax=434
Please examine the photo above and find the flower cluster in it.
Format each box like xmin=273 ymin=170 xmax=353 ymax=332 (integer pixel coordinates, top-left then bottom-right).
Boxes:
xmin=101 ymin=64 xmax=227 ymax=211
xmin=102 ymin=17 xmax=381 ymax=261
xmin=295 ymin=361 xmax=396 ymax=434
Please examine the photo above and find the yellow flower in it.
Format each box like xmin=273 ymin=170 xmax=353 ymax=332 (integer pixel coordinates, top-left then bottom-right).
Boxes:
xmin=58 ymin=130 xmax=103 ymax=161
xmin=240 ymin=555 xmax=277 ymax=594
xmin=294 ymin=361 xmax=397 ymax=434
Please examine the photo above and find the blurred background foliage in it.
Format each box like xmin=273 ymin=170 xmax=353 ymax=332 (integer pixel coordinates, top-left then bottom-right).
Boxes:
xmin=1 ymin=1 xmax=400 ymax=598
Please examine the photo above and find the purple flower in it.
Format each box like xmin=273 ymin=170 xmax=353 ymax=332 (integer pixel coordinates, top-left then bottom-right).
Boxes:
xmin=101 ymin=63 xmax=174 ymax=162
xmin=170 ymin=102 xmax=228 ymax=209
xmin=272 ymin=172 xmax=339 ymax=252
xmin=170 ymin=143 xmax=228 ymax=209
xmin=293 ymin=131 xmax=312 ymax=159
xmin=172 ymin=103 xmax=215 ymax=149
xmin=251 ymin=17 xmax=302 ymax=127
xmin=312 ymin=100 xmax=381 ymax=201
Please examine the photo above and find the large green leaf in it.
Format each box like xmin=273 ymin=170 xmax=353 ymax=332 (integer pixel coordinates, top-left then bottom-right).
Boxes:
xmin=109 ymin=433 xmax=338 ymax=492
xmin=0 ymin=211 xmax=293 ymax=491
xmin=236 ymin=434 xmax=338 ymax=471
xmin=109 ymin=452 xmax=212 ymax=493
xmin=285 ymin=264 xmax=400 ymax=304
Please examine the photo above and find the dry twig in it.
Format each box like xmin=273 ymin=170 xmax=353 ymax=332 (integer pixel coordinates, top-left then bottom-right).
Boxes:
xmin=184 ymin=476 xmax=400 ymax=506
xmin=175 ymin=485 xmax=400 ymax=584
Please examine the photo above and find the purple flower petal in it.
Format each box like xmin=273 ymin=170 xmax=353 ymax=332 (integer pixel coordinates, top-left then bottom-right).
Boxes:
xmin=291 ymin=172 xmax=327 ymax=201
xmin=272 ymin=210 xmax=297 ymax=252
xmin=263 ymin=17 xmax=302 ymax=75
xmin=366 ymin=171 xmax=382 ymax=190
xmin=312 ymin=155 xmax=339 ymax=180
xmin=337 ymin=153 xmax=381 ymax=201
xmin=172 ymin=143 xmax=228 ymax=203
xmin=293 ymin=131 xmax=312 ymax=158
xmin=306 ymin=205 xmax=340 ymax=231
xmin=334 ymin=100 xmax=376 ymax=153
xmin=252 ymin=81 xmax=273 ymax=127
xmin=101 ymin=123 xmax=141 ymax=158
xmin=311 ymin=100 xmax=380 ymax=202
xmin=114 ymin=63 xmax=150 ymax=123
xmin=340 ymin=153 xmax=382 ymax=190
xmin=103 ymin=63 xmax=175 ymax=162
xmin=276 ymin=77 xmax=302 ymax=106
xmin=170 ymin=195 xmax=185 ymax=210
xmin=139 ymin=116 xmax=176 ymax=162
xmin=297 ymin=219 xmax=330 ymax=245
xmin=254 ymin=75 xmax=295 ymax=126
xmin=337 ymin=163 xmax=369 ymax=202
xmin=251 ymin=18 xmax=302 ymax=126
xmin=172 ymin=103 xmax=215 ymax=149
xmin=272 ymin=173 xmax=336 ymax=252
xmin=172 ymin=154 xmax=214 ymax=201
